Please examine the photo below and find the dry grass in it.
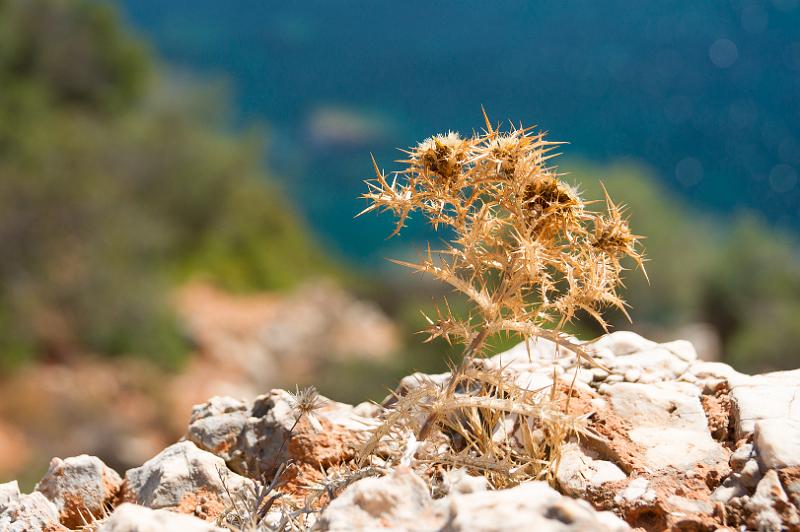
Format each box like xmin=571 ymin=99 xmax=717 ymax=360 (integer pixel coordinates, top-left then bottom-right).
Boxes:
xmin=216 ymin=386 xmax=334 ymax=531
xmin=358 ymin=363 xmax=599 ymax=489
xmin=74 ymin=502 xmax=113 ymax=531
xmin=217 ymin=461 xmax=387 ymax=531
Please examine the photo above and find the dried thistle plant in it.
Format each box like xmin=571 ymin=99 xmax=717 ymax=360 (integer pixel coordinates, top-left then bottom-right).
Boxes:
xmin=358 ymin=364 xmax=599 ymax=488
xmin=360 ymin=111 xmax=645 ymax=440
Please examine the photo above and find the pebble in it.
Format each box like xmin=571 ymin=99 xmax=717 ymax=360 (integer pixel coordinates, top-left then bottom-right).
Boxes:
xmin=614 ymin=477 xmax=656 ymax=504
xmin=661 ymin=340 xmax=698 ymax=363
xmin=624 ymin=369 xmax=641 ymax=383
xmin=754 ymin=418 xmax=800 ymax=469
xmin=739 ymin=459 xmax=762 ymax=489
xmin=590 ymin=397 xmax=608 ymax=411
xmin=730 ymin=443 xmax=754 ymax=470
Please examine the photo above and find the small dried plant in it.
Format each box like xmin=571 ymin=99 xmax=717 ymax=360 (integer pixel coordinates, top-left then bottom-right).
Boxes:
xmin=357 ymin=112 xmax=645 ymax=484
xmin=360 ymin=112 xmax=644 ymax=432
xmin=217 ymin=386 xmax=328 ymax=531
xmin=75 ymin=502 xmax=113 ymax=531
xmin=359 ymin=364 xmax=601 ymax=488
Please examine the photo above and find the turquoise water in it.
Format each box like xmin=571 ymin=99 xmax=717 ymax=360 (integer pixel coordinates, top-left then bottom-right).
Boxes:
xmin=120 ymin=1 xmax=800 ymax=260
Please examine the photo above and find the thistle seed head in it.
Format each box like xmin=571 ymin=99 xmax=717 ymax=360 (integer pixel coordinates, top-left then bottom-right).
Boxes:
xmin=360 ymin=111 xmax=646 ymax=344
xmin=412 ymin=132 xmax=469 ymax=183
xmin=287 ymin=386 xmax=326 ymax=419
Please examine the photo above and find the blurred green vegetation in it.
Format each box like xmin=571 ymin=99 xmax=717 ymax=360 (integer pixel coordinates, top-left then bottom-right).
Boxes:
xmin=0 ymin=0 xmax=333 ymax=370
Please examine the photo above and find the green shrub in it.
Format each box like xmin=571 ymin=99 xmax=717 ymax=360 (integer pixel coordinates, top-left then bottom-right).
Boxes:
xmin=0 ymin=0 xmax=332 ymax=369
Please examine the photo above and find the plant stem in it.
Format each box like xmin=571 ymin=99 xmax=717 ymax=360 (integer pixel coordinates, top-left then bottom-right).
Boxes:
xmin=418 ymin=327 xmax=488 ymax=440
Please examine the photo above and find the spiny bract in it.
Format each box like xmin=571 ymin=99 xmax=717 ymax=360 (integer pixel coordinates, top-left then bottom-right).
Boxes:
xmin=360 ymin=111 xmax=645 ymax=352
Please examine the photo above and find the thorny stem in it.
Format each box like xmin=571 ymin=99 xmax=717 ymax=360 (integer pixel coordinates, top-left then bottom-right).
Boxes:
xmin=418 ymin=327 xmax=488 ymax=440
xmin=416 ymin=327 xmax=591 ymax=442
xmin=254 ymin=414 xmax=303 ymax=524
xmin=278 ymin=416 xmax=302 ymax=466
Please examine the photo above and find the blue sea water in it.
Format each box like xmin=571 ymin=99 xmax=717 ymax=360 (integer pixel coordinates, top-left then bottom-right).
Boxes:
xmin=120 ymin=0 xmax=800 ymax=261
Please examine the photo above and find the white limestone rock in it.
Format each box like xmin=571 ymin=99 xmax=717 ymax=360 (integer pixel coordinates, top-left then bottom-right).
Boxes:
xmin=99 ymin=503 xmax=224 ymax=532
xmin=122 ymin=441 xmax=253 ymax=515
xmin=0 ymin=491 xmax=66 ymax=532
xmin=729 ymin=369 xmax=800 ymax=438
xmin=711 ymin=482 xmax=747 ymax=504
xmin=660 ymin=340 xmax=698 ymax=362
xmin=190 ymin=395 xmax=250 ymax=421
xmin=666 ymin=494 xmax=714 ymax=515
xmin=318 ymin=468 xmax=630 ymax=531
xmin=513 ymin=369 xmax=594 ymax=395
xmin=606 ymin=381 xmax=726 ymax=471
xmin=591 ymin=331 xmax=658 ymax=356
xmin=614 ymin=477 xmax=656 ymax=505
xmin=607 ymin=346 xmax=690 ymax=383
xmin=589 ymin=334 xmax=697 ymax=383
xmin=730 ymin=442 xmax=755 ymax=469
xmin=562 ymin=367 xmax=596 ymax=385
xmin=439 ymin=469 xmax=488 ymax=495
xmin=754 ymin=419 xmax=800 ymax=469
xmin=393 ymin=371 xmax=451 ymax=396
xmin=316 ymin=467 xmax=440 ymax=531
xmin=0 ymin=480 xmax=20 ymax=514
xmin=188 ymin=390 xmax=374 ymax=477
xmin=556 ymin=442 xmax=627 ymax=497
xmin=690 ymin=361 xmax=745 ymax=381
xmin=738 ymin=458 xmax=763 ymax=489
xmin=187 ymin=391 xmax=295 ymax=477
xmin=442 ymin=480 xmax=631 ymax=532
xmin=624 ymin=369 xmax=641 ymax=383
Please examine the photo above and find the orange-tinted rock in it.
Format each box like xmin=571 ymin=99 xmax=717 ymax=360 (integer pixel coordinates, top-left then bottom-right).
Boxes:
xmin=35 ymin=455 xmax=122 ymax=528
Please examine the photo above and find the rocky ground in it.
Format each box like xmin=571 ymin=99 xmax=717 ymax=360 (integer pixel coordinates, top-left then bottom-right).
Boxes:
xmin=0 ymin=281 xmax=397 ymax=483
xmin=1 ymin=331 xmax=799 ymax=531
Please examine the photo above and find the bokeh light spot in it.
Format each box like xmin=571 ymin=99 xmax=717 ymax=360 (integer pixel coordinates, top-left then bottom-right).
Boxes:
xmin=769 ymin=164 xmax=798 ymax=193
xmin=676 ymin=157 xmax=704 ymax=186
xmin=709 ymin=39 xmax=739 ymax=68
xmin=741 ymin=4 xmax=768 ymax=34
